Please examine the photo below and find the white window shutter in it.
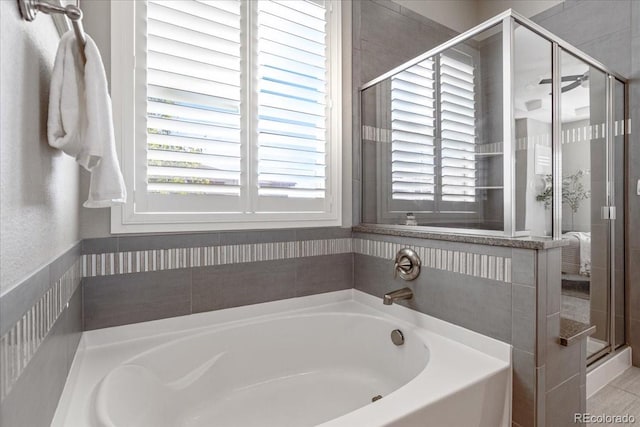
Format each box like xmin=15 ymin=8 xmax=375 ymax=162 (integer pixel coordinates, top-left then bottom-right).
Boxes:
xmin=145 ymin=0 xmax=243 ymax=198
xmin=386 ymin=49 xmax=477 ymax=216
xmin=390 ymin=60 xmax=436 ymax=201
xmin=113 ymin=0 xmax=340 ymax=231
xmin=256 ymin=0 xmax=329 ymax=203
xmin=439 ymin=51 xmax=477 ymax=202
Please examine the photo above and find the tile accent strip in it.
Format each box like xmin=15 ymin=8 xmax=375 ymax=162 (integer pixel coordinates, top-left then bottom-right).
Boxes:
xmin=353 ymin=238 xmax=512 ymax=282
xmin=0 ymin=259 xmax=82 ymax=402
xmin=81 ymin=237 xmax=512 ymax=282
xmin=82 ymin=238 xmax=354 ymax=278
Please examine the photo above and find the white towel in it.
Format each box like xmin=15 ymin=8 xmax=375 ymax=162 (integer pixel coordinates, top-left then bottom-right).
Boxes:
xmin=48 ymin=31 xmax=126 ymax=208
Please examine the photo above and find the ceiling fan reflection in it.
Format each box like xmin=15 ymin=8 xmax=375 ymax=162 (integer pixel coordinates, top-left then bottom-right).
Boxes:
xmin=539 ymin=72 xmax=589 ymax=93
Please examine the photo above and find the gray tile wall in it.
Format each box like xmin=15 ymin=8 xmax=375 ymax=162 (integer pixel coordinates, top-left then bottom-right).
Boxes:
xmin=355 ymin=253 xmax=514 ymax=340
xmin=83 ymin=254 xmax=353 ymax=330
xmin=81 ymin=227 xmax=520 ymax=333
xmin=83 ymin=269 xmax=193 ymax=330
xmin=81 ymin=227 xmax=354 ymax=330
xmin=536 ymin=247 xmax=587 ymax=427
xmin=0 ymin=244 xmax=82 ymax=427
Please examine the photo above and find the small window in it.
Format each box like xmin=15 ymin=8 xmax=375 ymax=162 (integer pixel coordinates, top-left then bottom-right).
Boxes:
xmin=111 ymin=0 xmax=342 ymax=232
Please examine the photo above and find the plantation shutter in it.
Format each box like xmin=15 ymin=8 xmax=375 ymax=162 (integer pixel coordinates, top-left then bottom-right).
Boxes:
xmin=390 ymin=60 xmax=436 ymax=201
xmin=439 ymin=50 xmax=477 ymax=202
xmin=111 ymin=0 xmax=341 ymax=231
xmin=145 ymin=0 xmax=242 ymax=200
xmin=256 ymin=0 xmax=328 ymax=203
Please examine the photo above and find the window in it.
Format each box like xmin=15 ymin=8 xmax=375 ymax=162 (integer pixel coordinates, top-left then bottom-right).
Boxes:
xmin=387 ymin=48 xmax=477 ymax=215
xmin=111 ymin=0 xmax=342 ymax=232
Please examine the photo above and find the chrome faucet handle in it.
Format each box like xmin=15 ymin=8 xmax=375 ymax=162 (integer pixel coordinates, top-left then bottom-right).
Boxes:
xmin=394 ymin=248 xmax=421 ymax=281
xmin=393 ymin=257 xmax=412 ymax=278
xmin=398 ymin=257 xmax=412 ymax=270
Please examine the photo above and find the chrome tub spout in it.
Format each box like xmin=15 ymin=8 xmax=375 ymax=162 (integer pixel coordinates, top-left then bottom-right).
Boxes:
xmin=383 ymin=287 xmax=413 ymax=305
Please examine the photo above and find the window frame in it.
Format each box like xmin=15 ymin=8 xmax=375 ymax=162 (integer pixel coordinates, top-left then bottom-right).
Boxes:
xmin=110 ymin=0 xmax=343 ymax=233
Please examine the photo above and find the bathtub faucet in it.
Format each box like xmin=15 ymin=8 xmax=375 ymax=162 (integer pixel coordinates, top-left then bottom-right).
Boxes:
xmin=383 ymin=287 xmax=413 ymax=305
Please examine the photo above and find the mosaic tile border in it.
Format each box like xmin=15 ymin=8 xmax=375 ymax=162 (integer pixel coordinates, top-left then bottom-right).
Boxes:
xmin=82 ymin=237 xmax=512 ymax=282
xmin=353 ymin=238 xmax=512 ymax=282
xmin=0 ymin=259 xmax=82 ymax=402
xmin=82 ymin=238 xmax=354 ymax=278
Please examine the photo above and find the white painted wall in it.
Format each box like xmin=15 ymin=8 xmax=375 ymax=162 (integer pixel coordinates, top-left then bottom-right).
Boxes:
xmin=78 ymin=0 xmax=112 ymax=238
xmin=0 ymin=1 xmax=80 ymax=294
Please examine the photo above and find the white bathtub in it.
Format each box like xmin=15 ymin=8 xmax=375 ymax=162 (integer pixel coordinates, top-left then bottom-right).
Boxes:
xmin=52 ymin=290 xmax=511 ymax=427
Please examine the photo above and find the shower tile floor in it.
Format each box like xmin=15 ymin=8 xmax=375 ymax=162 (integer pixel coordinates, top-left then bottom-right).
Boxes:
xmin=587 ymin=367 xmax=640 ymax=426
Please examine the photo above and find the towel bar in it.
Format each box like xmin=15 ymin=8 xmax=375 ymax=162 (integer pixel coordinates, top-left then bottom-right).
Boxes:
xmin=18 ymin=0 xmax=87 ymax=64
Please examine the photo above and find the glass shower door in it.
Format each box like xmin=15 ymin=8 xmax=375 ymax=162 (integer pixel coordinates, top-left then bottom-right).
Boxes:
xmin=558 ymin=49 xmax=621 ymax=361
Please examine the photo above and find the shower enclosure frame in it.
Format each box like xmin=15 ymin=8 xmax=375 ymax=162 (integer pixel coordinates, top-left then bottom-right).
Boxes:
xmin=360 ymin=8 xmax=628 ymax=239
xmin=360 ymin=9 xmax=629 ymax=363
